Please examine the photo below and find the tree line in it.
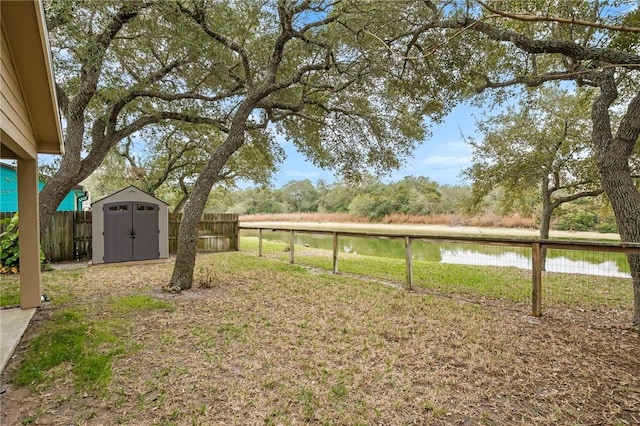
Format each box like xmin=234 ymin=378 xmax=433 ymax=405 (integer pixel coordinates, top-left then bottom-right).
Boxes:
xmin=211 ymin=177 xmax=618 ymax=232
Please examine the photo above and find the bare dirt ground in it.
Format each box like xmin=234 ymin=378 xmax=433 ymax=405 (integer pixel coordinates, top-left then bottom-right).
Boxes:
xmin=1 ymin=251 xmax=638 ymax=425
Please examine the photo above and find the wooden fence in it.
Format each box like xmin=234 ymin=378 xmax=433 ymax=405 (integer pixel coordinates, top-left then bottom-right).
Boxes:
xmin=1 ymin=211 xmax=238 ymax=262
xmin=240 ymin=224 xmax=640 ymax=317
xmin=1 ymin=211 xmax=93 ymax=262
xmin=168 ymin=213 xmax=239 ymax=253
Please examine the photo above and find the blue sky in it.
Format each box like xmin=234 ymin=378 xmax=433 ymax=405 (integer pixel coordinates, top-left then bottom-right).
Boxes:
xmin=271 ymin=103 xmax=479 ymax=188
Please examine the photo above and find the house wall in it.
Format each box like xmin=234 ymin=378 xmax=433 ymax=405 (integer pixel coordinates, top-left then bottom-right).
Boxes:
xmin=1 ymin=0 xmax=64 ymax=156
xmin=1 ymin=0 xmax=64 ymax=310
xmin=0 ymin=165 xmax=82 ymax=212
xmin=92 ymin=187 xmax=169 ymax=264
xmin=1 ymin=25 xmax=38 ymax=159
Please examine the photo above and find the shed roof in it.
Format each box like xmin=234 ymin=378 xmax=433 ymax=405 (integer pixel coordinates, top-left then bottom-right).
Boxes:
xmin=92 ymin=185 xmax=169 ymax=207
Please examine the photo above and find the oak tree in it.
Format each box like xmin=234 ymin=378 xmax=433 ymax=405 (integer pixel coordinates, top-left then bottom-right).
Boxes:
xmin=465 ymin=87 xmax=604 ymax=242
xmin=168 ymin=0 xmax=465 ymax=290
xmin=396 ymin=0 xmax=640 ymax=323
xmin=41 ymin=0 xmax=236 ymax=230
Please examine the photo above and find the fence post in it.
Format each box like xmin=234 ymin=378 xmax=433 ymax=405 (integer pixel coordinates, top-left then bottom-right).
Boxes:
xmin=258 ymin=229 xmax=263 ymax=257
xmin=289 ymin=230 xmax=295 ymax=264
xmin=404 ymin=236 xmax=413 ymax=290
xmin=332 ymin=232 xmax=338 ymax=273
xmin=531 ymin=242 xmax=542 ymax=317
xmin=236 ymin=216 xmax=240 ymax=251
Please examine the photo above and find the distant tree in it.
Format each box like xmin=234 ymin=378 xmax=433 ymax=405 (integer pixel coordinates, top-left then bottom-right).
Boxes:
xmin=436 ymin=185 xmax=471 ymax=215
xmin=392 ymin=176 xmax=441 ymax=216
xmin=228 ymin=188 xmax=288 ymax=215
xmin=347 ymin=176 xmax=440 ymax=219
xmin=278 ymin=180 xmax=319 ymax=212
xmin=464 ymin=88 xmax=604 ymax=244
xmin=318 ymin=181 xmax=355 ymax=213
xmin=348 ymin=193 xmax=387 ymax=220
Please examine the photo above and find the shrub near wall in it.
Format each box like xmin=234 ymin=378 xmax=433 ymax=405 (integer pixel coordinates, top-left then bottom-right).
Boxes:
xmin=0 ymin=213 xmax=47 ymax=273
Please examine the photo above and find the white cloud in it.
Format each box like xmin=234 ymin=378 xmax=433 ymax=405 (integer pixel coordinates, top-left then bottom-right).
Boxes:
xmin=421 ymin=155 xmax=472 ymax=168
xmin=441 ymin=140 xmax=470 ymax=152
xmin=284 ymin=169 xmax=324 ymax=178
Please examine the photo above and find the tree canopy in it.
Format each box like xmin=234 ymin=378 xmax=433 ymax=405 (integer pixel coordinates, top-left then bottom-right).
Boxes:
xmin=43 ymin=0 xmax=640 ymax=324
xmin=465 ymin=87 xmax=606 ymax=239
xmin=41 ymin=0 xmax=238 ymax=230
xmin=167 ymin=0 xmax=470 ymax=291
xmin=373 ymin=0 xmax=640 ymax=324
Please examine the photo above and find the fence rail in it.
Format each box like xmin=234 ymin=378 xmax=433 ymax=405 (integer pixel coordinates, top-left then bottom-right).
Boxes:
xmin=1 ymin=211 xmax=238 ymax=262
xmin=240 ymin=224 xmax=640 ymax=317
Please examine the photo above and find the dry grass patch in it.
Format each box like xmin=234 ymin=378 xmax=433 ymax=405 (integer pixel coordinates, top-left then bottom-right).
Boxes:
xmin=241 ymin=212 xmax=371 ymax=223
xmin=1 ymin=252 xmax=639 ymax=425
xmin=241 ymin=212 xmax=540 ymax=229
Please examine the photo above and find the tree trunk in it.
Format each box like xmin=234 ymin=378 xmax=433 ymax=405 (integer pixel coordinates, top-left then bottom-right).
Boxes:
xmin=593 ymin=79 xmax=640 ymax=326
xmin=169 ymin=196 xmax=188 ymax=221
xmin=39 ymin=116 xmax=113 ymax=233
xmin=39 ymin=117 xmax=86 ymax=233
xmin=168 ymin=103 xmax=255 ymax=291
xmin=38 ymin=164 xmax=84 ymax=232
xmin=539 ymin=177 xmax=552 ymax=271
xmin=598 ymin=163 xmax=640 ymax=326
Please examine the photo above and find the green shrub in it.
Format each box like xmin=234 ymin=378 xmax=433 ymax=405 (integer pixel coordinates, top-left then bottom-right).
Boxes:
xmin=555 ymin=210 xmax=598 ymax=231
xmin=595 ymin=216 xmax=619 ymax=233
xmin=0 ymin=214 xmax=20 ymax=273
xmin=0 ymin=213 xmax=48 ymax=274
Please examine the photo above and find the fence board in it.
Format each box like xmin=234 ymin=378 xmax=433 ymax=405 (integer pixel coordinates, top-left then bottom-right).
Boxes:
xmin=168 ymin=213 xmax=238 ymax=254
xmin=2 ymin=211 xmax=237 ymax=261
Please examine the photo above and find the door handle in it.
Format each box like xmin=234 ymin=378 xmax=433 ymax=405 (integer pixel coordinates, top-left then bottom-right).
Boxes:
xmin=130 ymin=229 xmax=136 ymax=239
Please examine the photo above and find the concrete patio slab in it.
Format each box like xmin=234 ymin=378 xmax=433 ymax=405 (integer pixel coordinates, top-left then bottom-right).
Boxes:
xmin=0 ymin=308 xmax=36 ymax=374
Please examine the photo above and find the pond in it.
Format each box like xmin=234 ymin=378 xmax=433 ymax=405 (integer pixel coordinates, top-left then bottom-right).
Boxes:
xmin=240 ymin=229 xmax=632 ymax=278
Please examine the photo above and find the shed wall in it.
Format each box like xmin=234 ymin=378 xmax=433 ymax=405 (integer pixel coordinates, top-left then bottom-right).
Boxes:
xmin=92 ymin=187 xmax=168 ymax=264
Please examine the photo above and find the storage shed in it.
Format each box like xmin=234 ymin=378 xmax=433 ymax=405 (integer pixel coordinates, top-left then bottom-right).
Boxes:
xmin=92 ymin=186 xmax=169 ymax=264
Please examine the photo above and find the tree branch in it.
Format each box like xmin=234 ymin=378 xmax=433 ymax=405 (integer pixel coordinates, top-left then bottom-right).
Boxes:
xmin=115 ymin=136 xmax=139 ymax=170
xmin=472 ymin=69 xmax=600 ymax=91
xmin=615 ymin=92 xmax=640 ymax=157
xmin=550 ymin=188 xmax=604 ymax=210
xmin=453 ymin=17 xmax=640 ymax=69
xmin=478 ymin=0 xmax=640 ymax=33
xmin=178 ymin=2 xmax=252 ymax=88
xmin=70 ymin=1 xmax=145 ymax=118
xmin=111 ymin=112 xmax=230 ymax=145
xmin=104 ymin=59 xmax=190 ymax=137
xmin=55 ymin=83 xmax=70 ymax=120
xmin=265 ymin=3 xmax=296 ymax=85
xmin=591 ymin=70 xmax=618 ymax=156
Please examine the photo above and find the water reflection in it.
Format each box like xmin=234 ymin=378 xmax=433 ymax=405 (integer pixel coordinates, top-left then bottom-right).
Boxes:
xmin=440 ymin=249 xmax=631 ymax=278
xmin=242 ymin=230 xmax=631 ymax=278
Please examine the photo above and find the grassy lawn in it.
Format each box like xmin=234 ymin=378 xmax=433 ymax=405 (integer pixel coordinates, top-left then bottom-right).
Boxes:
xmin=246 ymin=237 xmax=633 ymax=311
xmin=1 ymin=244 xmax=639 ymax=425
